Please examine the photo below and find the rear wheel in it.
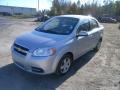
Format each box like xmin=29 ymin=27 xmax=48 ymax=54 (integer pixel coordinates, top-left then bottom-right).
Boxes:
xmin=56 ymin=54 xmax=72 ymax=75
xmin=94 ymin=40 xmax=102 ymax=51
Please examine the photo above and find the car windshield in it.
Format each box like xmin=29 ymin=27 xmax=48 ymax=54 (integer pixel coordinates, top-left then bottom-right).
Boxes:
xmin=35 ymin=17 xmax=79 ymax=35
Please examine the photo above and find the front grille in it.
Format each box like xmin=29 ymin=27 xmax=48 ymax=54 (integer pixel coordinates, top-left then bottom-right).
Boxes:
xmin=31 ymin=67 xmax=44 ymax=73
xmin=14 ymin=43 xmax=29 ymax=56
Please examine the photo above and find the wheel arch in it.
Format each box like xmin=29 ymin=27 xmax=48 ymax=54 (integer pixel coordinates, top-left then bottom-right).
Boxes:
xmin=64 ymin=52 xmax=74 ymax=61
xmin=55 ymin=52 xmax=74 ymax=75
xmin=52 ymin=51 xmax=74 ymax=73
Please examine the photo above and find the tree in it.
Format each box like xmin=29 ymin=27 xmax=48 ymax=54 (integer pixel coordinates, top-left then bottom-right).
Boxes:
xmin=48 ymin=0 xmax=120 ymax=17
xmin=115 ymin=1 xmax=120 ymax=16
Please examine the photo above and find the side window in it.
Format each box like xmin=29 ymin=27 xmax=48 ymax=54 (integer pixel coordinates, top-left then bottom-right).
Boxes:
xmin=77 ymin=19 xmax=90 ymax=33
xmin=90 ymin=19 xmax=99 ymax=30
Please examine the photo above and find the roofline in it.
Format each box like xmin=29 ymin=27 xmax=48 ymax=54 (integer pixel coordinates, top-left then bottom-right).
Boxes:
xmin=56 ymin=15 xmax=94 ymax=19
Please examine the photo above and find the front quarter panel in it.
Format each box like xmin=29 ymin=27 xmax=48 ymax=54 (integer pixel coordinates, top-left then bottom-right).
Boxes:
xmin=52 ymin=37 xmax=76 ymax=72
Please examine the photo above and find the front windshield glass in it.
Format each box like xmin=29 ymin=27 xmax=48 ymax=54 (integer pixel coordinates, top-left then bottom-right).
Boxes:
xmin=35 ymin=17 xmax=79 ymax=35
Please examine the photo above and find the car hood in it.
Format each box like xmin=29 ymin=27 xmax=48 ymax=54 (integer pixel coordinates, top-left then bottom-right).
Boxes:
xmin=15 ymin=30 xmax=68 ymax=51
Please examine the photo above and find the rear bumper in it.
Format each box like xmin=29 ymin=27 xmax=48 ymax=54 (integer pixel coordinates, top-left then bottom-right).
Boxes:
xmin=12 ymin=48 xmax=57 ymax=75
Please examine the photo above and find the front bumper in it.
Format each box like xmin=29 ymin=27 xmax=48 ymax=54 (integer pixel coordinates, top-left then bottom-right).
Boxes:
xmin=11 ymin=48 xmax=57 ymax=75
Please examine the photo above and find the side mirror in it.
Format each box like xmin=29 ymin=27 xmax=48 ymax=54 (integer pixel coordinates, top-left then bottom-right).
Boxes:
xmin=76 ymin=31 xmax=88 ymax=37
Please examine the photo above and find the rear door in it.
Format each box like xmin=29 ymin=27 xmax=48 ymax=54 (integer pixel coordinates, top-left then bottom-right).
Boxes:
xmin=88 ymin=18 xmax=101 ymax=49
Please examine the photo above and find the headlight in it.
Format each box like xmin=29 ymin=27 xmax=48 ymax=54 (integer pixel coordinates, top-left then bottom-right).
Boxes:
xmin=33 ymin=48 xmax=56 ymax=56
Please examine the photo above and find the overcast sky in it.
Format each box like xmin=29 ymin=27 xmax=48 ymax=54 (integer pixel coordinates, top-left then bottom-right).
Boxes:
xmin=0 ymin=0 xmax=107 ymax=10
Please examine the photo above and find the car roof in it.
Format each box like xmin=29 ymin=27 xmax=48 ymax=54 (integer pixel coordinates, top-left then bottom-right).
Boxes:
xmin=57 ymin=15 xmax=94 ymax=20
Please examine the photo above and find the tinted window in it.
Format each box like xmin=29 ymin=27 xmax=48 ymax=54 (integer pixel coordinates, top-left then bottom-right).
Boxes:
xmin=77 ymin=19 xmax=90 ymax=33
xmin=35 ymin=17 xmax=79 ymax=35
xmin=90 ymin=19 xmax=99 ymax=30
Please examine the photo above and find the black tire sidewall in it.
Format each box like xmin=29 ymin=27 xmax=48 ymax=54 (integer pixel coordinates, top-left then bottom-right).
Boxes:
xmin=56 ymin=54 xmax=72 ymax=75
xmin=94 ymin=40 xmax=102 ymax=51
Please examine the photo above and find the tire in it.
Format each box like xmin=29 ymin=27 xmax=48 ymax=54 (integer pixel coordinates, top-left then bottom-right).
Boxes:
xmin=119 ymin=25 xmax=120 ymax=29
xmin=56 ymin=54 xmax=72 ymax=75
xmin=94 ymin=40 xmax=102 ymax=52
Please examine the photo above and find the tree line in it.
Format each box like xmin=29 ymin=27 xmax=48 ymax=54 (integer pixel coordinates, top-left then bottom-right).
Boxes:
xmin=39 ymin=0 xmax=120 ymax=17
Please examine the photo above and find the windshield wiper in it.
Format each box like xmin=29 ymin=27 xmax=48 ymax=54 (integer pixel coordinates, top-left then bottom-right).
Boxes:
xmin=35 ymin=28 xmax=59 ymax=34
xmin=42 ymin=30 xmax=59 ymax=34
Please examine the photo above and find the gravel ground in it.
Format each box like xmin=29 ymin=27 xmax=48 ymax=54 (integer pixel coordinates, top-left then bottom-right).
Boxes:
xmin=0 ymin=17 xmax=120 ymax=90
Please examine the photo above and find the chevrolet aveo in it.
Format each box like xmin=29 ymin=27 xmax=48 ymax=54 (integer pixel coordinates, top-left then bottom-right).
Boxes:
xmin=11 ymin=15 xmax=104 ymax=75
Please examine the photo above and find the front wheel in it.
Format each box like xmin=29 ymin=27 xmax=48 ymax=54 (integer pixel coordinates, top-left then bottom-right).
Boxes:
xmin=56 ymin=54 xmax=72 ymax=75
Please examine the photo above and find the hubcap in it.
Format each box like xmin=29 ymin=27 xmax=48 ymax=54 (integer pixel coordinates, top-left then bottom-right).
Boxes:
xmin=60 ymin=57 xmax=71 ymax=74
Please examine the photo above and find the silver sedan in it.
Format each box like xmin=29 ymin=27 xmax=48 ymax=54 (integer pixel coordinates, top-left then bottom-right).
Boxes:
xmin=11 ymin=15 xmax=104 ymax=75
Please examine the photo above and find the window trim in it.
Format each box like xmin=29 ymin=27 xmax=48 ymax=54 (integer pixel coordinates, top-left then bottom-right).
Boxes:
xmin=76 ymin=19 xmax=90 ymax=34
xmin=90 ymin=19 xmax=99 ymax=30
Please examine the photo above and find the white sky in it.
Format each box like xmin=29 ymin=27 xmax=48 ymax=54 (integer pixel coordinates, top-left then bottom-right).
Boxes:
xmin=0 ymin=0 xmax=110 ymax=10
